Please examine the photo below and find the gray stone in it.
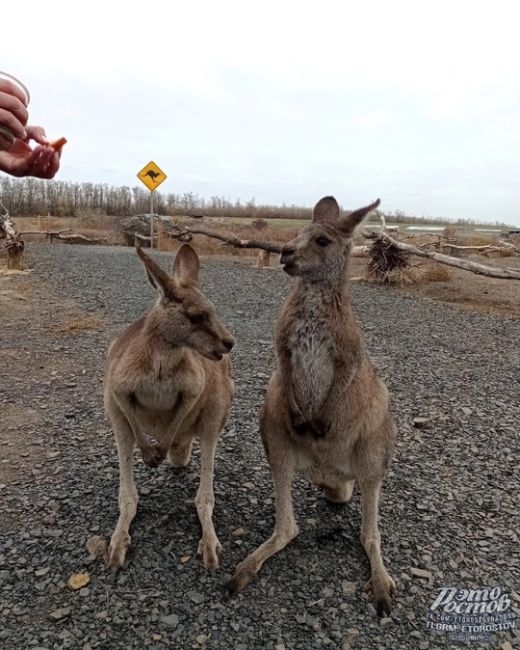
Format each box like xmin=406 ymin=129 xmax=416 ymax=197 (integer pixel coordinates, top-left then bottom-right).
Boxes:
xmin=159 ymin=614 xmax=179 ymax=628
xmin=188 ymin=591 xmax=206 ymax=605
xmin=47 ymin=607 xmax=71 ymax=621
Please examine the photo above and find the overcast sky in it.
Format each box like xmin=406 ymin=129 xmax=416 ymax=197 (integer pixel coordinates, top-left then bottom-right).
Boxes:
xmin=3 ymin=0 xmax=519 ymax=224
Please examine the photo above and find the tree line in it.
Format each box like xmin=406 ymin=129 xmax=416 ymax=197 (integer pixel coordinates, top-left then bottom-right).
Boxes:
xmin=0 ymin=177 xmax=508 ymax=227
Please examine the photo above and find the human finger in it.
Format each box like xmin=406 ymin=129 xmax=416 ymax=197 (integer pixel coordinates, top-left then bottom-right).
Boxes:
xmin=41 ymin=151 xmax=60 ymax=179
xmin=28 ymin=146 xmax=56 ymax=178
xmin=25 ymin=125 xmax=48 ymax=145
xmin=0 ymin=107 xmax=26 ymax=139
xmin=0 ymin=79 xmax=29 ymax=106
xmin=0 ymin=91 xmax=28 ymax=126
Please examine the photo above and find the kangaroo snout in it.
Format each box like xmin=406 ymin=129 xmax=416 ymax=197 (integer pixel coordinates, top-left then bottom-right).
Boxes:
xmin=222 ymin=336 xmax=235 ymax=353
xmin=280 ymin=245 xmax=296 ymax=264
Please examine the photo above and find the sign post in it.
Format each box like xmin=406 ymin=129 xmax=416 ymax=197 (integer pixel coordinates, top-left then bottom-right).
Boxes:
xmin=150 ymin=190 xmax=154 ymax=247
xmin=136 ymin=161 xmax=167 ymax=249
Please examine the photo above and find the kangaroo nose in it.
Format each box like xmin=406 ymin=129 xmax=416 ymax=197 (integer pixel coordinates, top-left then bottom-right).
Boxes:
xmin=222 ymin=337 xmax=235 ymax=352
xmin=280 ymin=245 xmax=295 ymax=263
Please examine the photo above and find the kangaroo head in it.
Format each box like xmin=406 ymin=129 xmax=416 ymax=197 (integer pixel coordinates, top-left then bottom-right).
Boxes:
xmin=137 ymin=244 xmax=235 ymax=361
xmin=280 ymin=196 xmax=380 ymax=283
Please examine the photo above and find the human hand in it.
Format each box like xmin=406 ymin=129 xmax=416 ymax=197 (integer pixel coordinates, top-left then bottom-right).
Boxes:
xmin=0 ymin=77 xmax=29 ymax=150
xmin=0 ymin=125 xmax=61 ymax=179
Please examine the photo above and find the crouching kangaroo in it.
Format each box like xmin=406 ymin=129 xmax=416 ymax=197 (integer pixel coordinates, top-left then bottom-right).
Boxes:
xmin=228 ymin=196 xmax=397 ymax=615
xmin=104 ymin=244 xmax=235 ymax=572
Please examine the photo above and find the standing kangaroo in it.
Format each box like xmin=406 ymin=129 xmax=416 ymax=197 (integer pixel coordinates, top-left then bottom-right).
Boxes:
xmin=104 ymin=244 xmax=235 ymax=572
xmin=228 ymin=196 xmax=396 ymax=615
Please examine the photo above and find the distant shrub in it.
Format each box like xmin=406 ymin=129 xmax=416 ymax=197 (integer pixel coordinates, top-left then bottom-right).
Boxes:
xmin=252 ymin=218 xmax=268 ymax=231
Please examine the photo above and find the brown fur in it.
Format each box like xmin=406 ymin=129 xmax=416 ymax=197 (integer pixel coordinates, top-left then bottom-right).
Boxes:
xmin=228 ymin=196 xmax=397 ymax=615
xmin=104 ymin=245 xmax=234 ymax=572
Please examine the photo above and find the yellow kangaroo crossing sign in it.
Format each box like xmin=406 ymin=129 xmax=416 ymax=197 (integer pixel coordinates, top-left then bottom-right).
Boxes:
xmin=137 ymin=161 xmax=167 ymax=191
xmin=136 ymin=161 xmax=167 ymax=249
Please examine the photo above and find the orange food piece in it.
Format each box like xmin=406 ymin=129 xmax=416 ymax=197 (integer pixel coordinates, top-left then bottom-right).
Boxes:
xmin=49 ymin=137 xmax=67 ymax=150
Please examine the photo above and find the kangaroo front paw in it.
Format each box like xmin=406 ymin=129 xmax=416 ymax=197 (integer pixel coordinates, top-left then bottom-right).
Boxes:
xmin=167 ymin=440 xmax=193 ymax=467
xmin=321 ymin=479 xmax=355 ymax=503
xmin=197 ymin=535 xmax=222 ymax=573
xmin=140 ymin=444 xmax=166 ymax=468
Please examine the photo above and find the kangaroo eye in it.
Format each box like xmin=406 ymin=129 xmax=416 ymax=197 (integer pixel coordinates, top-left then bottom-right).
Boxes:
xmin=188 ymin=313 xmax=206 ymax=325
xmin=315 ymin=236 xmax=331 ymax=247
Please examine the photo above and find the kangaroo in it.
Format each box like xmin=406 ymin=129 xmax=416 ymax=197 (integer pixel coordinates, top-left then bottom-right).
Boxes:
xmin=228 ymin=196 xmax=396 ymax=615
xmin=104 ymin=244 xmax=235 ymax=572
xmin=144 ymin=170 xmax=161 ymax=183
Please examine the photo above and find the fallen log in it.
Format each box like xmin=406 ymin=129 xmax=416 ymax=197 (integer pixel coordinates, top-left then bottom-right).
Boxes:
xmin=381 ymin=234 xmax=520 ymax=281
xmin=160 ymin=223 xmax=520 ymax=278
xmin=50 ymin=232 xmax=108 ymax=245
xmin=164 ymin=224 xmax=285 ymax=253
xmin=20 ymin=230 xmax=108 ymax=245
xmin=161 ymin=224 xmax=369 ymax=257
xmin=128 ymin=214 xmax=520 ymax=281
xmin=439 ymin=242 xmax=519 ymax=255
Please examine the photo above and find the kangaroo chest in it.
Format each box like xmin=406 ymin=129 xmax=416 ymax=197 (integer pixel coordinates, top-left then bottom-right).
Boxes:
xmin=134 ymin=375 xmax=182 ymax=412
xmin=134 ymin=358 xmax=203 ymax=413
xmin=287 ymin=306 xmax=334 ymax=419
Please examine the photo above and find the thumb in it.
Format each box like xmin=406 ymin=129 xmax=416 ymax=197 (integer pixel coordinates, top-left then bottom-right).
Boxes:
xmin=25 ymin=125 xmax=49 ymax=145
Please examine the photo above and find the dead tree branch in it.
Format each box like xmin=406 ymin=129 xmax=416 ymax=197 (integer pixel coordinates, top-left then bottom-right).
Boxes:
xmin=50 ymin=232 xmax=107 ymax=244
xmin=381 ymin=234 xmax=520 ymax=281
xmin=161 ymin=224 xmax=369 ymax=258
xmin=20 ymin=229 xmax=108 ymax=244
xmin=127 ymin=216 xmax=519 ymax=281
xmin=164 ymin=224 xmax=285 ymax=253
xmin=439 ymin=242 xmax=519 ymax=255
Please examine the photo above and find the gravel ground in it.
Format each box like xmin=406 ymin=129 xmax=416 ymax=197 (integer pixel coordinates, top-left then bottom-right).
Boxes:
xmin=0 ymin=243 xmax=519 ymax=650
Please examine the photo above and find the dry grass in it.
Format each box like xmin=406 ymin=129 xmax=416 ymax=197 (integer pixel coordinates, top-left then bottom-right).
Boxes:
xmin=416 ymin=262 xmax=451 ymax=282
xmin=366 ymin=261 xmax=451 ymax=286
xmin=52 ymin=312 xmax=104 ymax=334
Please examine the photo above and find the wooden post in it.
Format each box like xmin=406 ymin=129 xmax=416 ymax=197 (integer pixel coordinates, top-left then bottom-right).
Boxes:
xmin=257 ymin=249 xmax=271 ymax=267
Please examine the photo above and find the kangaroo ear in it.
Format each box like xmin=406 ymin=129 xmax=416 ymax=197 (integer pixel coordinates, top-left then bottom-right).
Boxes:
xmin=172 ymin=244 xmax=200 ymax=285
xmin=136 ymin=246 xmax=172 ymax=296
xmin=313 ymin=196 xmax=340 ymax=224
xmin=339 ymin=199 xmax=381 ymax=236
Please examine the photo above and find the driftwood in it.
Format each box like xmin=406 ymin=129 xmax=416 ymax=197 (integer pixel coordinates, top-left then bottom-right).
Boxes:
xmin=381 ymin=234 xmax=520 ymax=281
xmin=161 ymin=223 xmax=369 ymax=257
xmin=166 ymin=222 xmax=520 ymax=281
xmin=123 ymin=212 xmax=520 ymax=281
xmin=164 ymin=224 xmax=284 ymax=253
xmin=0 ymin=206 xmax=24 ymax=270
xmin=439 ymin=241 xmax=519 ymax=255
xmin=50 ymin=232 xmax=107 ymax=245
xmin=20 ymin=230 xmax=107 ymax=245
